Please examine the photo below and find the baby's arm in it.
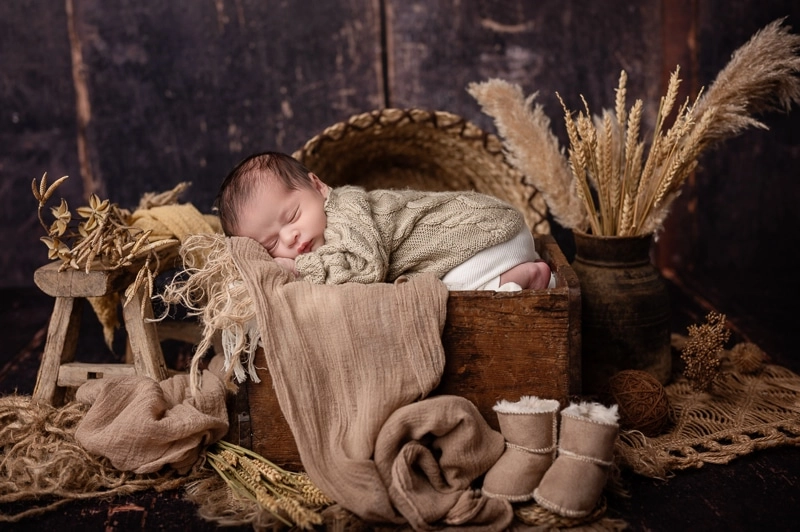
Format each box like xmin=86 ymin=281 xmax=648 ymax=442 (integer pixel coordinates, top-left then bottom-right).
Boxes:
xmin=295 ymin=187 xmax=389 ymax=284
xmin=295 ymin=237 xmax=388 ymax=284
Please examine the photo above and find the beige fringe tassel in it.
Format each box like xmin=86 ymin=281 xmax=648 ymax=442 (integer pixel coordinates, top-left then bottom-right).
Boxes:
xmin=157 ymin=233 xmax=262 ymax=392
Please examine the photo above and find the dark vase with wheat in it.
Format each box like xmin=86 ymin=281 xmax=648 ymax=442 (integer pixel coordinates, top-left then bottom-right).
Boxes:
xmin=470 ymin=21 xmax=799 ymax=395
xmin=571 ymin=230 xmax=672 ymax=396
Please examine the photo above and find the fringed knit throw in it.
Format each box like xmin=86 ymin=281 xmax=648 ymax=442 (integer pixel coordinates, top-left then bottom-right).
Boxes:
xmin=225 ymin=236 xmax=513 ymax=530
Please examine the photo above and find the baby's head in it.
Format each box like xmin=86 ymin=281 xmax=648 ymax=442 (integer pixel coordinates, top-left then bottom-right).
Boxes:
xmin=215 ymin=151 xmax=329 ymax=258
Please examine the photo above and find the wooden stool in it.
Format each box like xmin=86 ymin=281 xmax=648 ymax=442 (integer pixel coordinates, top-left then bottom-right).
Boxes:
xmin=32 ymin=261 xmax=171 ymax=406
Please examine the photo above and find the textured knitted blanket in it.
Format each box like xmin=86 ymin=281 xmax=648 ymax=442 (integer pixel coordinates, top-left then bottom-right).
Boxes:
xmin=228 ymin=237 xmax=512 ymax=529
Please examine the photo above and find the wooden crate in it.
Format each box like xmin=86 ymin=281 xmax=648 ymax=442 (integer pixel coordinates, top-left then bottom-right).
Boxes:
xmin=225 ymin=233 xmax=581 ymax=469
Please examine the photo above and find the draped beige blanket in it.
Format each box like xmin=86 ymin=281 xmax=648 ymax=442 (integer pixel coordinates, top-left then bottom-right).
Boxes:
xmin=228 ymin=237 xmax=513 ymax=530
xmin=73 ymin=235 xmax=512 ymax=529
xmin=74 ymin=356 xmax=229 ymax=474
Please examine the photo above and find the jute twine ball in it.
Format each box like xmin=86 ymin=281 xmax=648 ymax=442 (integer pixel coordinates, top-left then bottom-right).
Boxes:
xmin=608 ymin=370 xmax=670 ymax=437
xmin=729 ymin=342 xmax=767 ymax=374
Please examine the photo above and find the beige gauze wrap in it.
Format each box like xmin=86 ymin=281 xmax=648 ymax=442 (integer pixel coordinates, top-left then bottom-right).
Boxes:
xmin=228 ymin=237 xmax=513 ymax=530
xmin=74 ymin=355 xmax=229 ymax=474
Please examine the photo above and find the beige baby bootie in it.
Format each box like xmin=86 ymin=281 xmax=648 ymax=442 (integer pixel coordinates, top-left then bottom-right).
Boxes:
xmin=533 ymin=401 xmax=619 ymax=517
xmin=482 ymin=395 xmax=560 ymax=502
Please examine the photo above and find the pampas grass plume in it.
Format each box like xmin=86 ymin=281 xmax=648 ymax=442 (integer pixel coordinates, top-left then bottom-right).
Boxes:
xmin=470 ymin=18 xmax=800 ymax=237
xmin=468 ymin=79 xmax=590 ymax=232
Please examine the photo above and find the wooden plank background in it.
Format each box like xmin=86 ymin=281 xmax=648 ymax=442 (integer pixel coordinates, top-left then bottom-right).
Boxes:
xmin=2 ymin=0 xmax=798 ymax=331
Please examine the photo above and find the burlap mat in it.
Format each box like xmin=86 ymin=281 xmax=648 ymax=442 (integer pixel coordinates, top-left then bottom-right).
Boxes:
xmin=616 ymin=345 xmax=800 ymax=479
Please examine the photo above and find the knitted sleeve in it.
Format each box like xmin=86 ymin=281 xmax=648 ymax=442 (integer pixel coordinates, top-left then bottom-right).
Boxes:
xmin=294 ymin=187 xmax=389 ymax=284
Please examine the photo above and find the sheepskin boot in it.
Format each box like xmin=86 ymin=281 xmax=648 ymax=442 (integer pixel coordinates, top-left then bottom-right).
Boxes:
xmin=533 ymin=402 xmax=619 ymax=518
xmin=482 ymin=396 xmax=560 ymax=502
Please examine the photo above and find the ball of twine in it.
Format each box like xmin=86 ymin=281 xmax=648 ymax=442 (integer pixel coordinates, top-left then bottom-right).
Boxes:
xmin=608 ymin=370 xmax=671 ymax=437
xmin=728 ymin=342 xmax=767 ymax=374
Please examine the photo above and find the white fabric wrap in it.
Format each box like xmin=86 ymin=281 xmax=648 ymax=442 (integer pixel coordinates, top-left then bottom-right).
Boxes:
xmin=441 ymin=227 xmax=541 ymax=291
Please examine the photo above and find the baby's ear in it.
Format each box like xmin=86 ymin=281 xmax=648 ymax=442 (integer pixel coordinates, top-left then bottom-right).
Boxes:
xmin=309 ymin=172 xmax=329 ymax=195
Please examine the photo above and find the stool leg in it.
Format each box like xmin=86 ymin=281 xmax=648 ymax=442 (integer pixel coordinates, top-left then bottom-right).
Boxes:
xmin=33 ymin=296 xmax=83 ymax=406
xmin=122 ymin=283 xmax=168 ymax=382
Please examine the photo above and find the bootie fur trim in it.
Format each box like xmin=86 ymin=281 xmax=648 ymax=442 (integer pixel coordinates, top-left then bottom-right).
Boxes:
xmin=560 ymin=401 xmax=619 ymax=425
xmin=493 ymin=395 xmax=561 ymax=415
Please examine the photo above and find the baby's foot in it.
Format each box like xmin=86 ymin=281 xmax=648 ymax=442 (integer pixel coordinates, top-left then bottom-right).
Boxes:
xmin=528 ymin=260 xmax=552 ymax=290
xmin=500 ymin=260 xmax=552 ymax=290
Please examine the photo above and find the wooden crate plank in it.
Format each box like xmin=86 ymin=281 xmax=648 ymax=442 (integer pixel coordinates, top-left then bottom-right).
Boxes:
xmin=242 ymin=369 xmax=300 ymax=469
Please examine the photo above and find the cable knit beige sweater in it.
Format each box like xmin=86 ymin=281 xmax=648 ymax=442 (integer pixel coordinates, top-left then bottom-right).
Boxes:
xmin=295 ymin=186 xmax=525 ymax=284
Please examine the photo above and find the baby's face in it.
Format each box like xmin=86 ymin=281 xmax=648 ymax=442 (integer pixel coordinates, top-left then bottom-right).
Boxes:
xmin=237 ymin=173 xmax=329 ymax=259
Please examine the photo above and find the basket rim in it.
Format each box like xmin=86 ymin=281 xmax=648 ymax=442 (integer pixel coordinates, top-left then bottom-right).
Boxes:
xmin=292 ymin=107 xmax=550 ymax=234
xmin=294 ymin=107 xmax=509 ymax=161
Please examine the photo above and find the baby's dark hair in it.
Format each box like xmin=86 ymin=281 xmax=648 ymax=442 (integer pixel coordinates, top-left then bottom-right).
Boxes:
xmin=214 ymin=151 xmax=315 ymax=235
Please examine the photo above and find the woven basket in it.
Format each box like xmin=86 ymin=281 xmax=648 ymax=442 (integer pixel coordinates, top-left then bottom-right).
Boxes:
xmin=292 ymin=108 xmax=550 ymax=234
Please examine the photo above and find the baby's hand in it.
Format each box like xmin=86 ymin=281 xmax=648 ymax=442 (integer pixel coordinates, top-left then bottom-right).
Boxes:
xmin=273 ymin=257 xmax=298 ymax=277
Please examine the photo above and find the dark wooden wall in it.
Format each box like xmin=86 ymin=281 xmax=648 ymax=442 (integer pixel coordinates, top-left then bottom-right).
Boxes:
xmin=2 ymin=0 xmax=798 ymax=328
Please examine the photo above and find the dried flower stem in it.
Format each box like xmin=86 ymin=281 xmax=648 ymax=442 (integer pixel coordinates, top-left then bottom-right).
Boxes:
xmin=32 ymin=174 xmax=183 ymax=312
xmin=681 ymin=311 xmax=731 ymax=391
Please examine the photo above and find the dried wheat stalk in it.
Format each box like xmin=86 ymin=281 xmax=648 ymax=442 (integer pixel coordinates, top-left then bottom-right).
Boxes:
xmin=467 ymin=79 xmax=590 ymax=232
xmin=205 ymin=440 xmax=333 ymax=530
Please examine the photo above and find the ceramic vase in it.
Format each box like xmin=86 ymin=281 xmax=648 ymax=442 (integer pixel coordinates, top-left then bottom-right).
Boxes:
xmin=571 ymin=230 xmax=671 ymax=396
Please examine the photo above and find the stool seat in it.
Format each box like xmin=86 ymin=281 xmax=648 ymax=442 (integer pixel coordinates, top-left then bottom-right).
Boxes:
xmin=32 ymin=261 xmax=172 ymax=406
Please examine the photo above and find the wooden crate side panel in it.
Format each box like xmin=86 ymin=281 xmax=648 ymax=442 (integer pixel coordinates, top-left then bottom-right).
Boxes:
xmin=236 ymin=296 xmax=578 ymax=468
xmin=543 ymin=236 xmax=583 ymax=396
xmin=236 ymin=370 xmax=302 ymax=470
xmin=437 ymin=291 xmax=574 ymax=430
xmin=238 ymin=291 xmax=577 ymax=467
xmin=232 ymin=234 xmax=581 ymax=467
xmin=235 ymin=293 xmax=575 ymax=468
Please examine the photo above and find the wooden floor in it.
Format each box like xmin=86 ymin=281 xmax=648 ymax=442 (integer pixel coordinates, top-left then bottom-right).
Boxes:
xmin=1 ymin=279 xmax=797 ymax=531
